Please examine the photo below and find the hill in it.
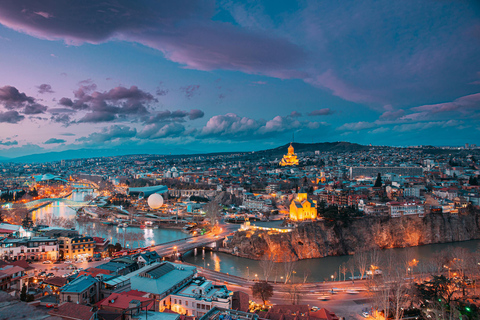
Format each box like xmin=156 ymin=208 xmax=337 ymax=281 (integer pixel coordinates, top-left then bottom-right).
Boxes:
xmin=257 ymin=141 xmax=370 ymax=157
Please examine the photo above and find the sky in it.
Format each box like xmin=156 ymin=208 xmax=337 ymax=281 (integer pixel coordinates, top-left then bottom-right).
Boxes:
xmin=0 ymin=0 xmax=479 ymax=158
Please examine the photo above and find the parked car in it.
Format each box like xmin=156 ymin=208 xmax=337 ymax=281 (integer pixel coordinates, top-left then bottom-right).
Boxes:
xmin=42 ymin=260 xmax=52 ymax=264
xmin=64 ymin=260 xmax=73 ymax=264
xmin=46 ymin=273 xmax=55 ymax=278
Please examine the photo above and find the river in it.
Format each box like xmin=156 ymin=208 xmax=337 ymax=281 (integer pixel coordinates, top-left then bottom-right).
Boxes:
xmin=31 ymin=190 xmax=187 ymax=248
xmin=183 ymin=239 xmax=480 ymax=283
xmin=31 ymin=190 xmax=480 ymax=282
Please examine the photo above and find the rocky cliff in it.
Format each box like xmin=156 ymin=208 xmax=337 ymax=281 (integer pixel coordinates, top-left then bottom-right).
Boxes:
xmin=226 ymin=212 xmax=480 ymax=261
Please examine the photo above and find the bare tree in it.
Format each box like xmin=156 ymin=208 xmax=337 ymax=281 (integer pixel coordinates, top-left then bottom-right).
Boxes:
xmin=259 ymin=251 xmax=277 ymax=282
xmin=204 ymin=201 xmax=221 ymax=228
xmin=355 ymin=246 xmax=368 ymax=280
xmin=283 ymin=254 xmax=296 ymax=284
xmin=347 ymin=257 xmax=356 ymax=283
xmin=284 ymin=284 xmax=301 ymax=305
xmin=340 ymin=262 xmax=347 ymax=282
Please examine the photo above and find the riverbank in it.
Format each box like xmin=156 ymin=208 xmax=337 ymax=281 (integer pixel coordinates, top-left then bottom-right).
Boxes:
xmin=224 ymin=212 xmax=480 ymax=262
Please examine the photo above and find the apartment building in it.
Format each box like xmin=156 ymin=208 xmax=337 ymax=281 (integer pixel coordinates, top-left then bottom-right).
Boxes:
xmin=0 ymin=237 xmax=58 ymax=261
xmin=58 ymin=236 xmax=95 ymax=260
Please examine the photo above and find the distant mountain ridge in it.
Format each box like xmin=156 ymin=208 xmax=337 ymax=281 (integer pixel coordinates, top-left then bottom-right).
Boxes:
xmin=2 ymin=141 xmax=370 ymax=164
xmin=258 ymin=141 xmax=370 ymax=157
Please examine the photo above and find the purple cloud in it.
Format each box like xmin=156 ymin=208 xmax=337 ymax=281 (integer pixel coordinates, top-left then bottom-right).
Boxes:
xmin=0 ymin=111 xmax=25 ymax=123
xmin=307 ymin=108 xmax=333 ymax=116
xmin=337 ymin=121 xmax=376 ymax=131
xmin=0 ymin=85 xmax=34 ymax=109
xmin=37 ymin=83 xmax=54 ymax=94
xmin=289 ymin=111 xmax=302 ymax=118
xmin=180 ymin=85 xmax=200 ymax=99
xmin=24 ymin=103 xmax=48 ymax=114
xmin=143 ymin=109 xmax=204 ymax=124
xmin=77 ymin=112 xmax=116 ymax=123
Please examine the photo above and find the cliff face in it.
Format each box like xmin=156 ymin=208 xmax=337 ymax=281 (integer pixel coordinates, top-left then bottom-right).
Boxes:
xmin=226 ymin=213 xmax=480 ymax=261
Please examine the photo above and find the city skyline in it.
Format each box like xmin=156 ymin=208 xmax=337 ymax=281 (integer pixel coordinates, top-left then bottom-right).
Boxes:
xmin=1 ymin=0 xmax=480 ymax=158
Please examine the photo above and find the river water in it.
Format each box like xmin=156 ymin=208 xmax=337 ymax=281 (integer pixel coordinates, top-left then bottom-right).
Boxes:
xmin=31 ymin=190 xmax=187 ymax=248
xmin=183 ymin=240 xmax=480 ymax=283
xmin=32 ymin=190 xmax=480 ymax=281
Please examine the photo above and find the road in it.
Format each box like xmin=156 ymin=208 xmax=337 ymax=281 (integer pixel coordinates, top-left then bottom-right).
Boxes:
xmin=196 ymin=266 xmax=372 ymax=320
xmin=30 ymin=259 xmax=110 ymax=277
xmin=152 ymin=222 xmax=239 ymax=257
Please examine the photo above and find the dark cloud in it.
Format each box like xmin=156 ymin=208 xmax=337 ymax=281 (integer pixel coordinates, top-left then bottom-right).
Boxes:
xmin=58 ymin=97 xmax=73 ymax=107
xmin=156 ymin=82 xmax=168 ymax=96
xmin=289 ymin=111 xmax=302 ymax=118
xmin=143 ymin=109 xmax=204 ymax=124
xmin=37 ymin=83 xmax=54 ymax=94
xmin=0 ymin=85 xmax=34 ymax=109
xmin=44 ymin=138 xmax=66 ymax=144
xmin=61 ymin=84 xmax=155 ymax=123
xmin=0 ymin=140 xmax=18 ymax=146
xmin=0 ymin=111 xmax=25 ymax=123
xmin=307 ymin=108 xmax=334 ymax=116
xmin=180 ymin=85 xmax=200 ymax=99
xmin=51 ymin=114 xmax=71 ymax=125
xmin=24 ymin=103 xmax=48 ymax=114
xmin=76 ymin=125 xmax=136 ymax=143
xmin=0 ymin=85 xmax=48 ymax=116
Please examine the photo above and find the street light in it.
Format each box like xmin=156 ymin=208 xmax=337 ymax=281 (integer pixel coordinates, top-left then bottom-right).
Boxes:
xmin=331 ymin=275 xmax=334 ymax=281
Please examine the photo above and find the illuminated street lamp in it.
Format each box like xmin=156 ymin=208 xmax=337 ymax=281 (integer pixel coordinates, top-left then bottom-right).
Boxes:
xmin=331 ymin=275 xmax=334 ymax=281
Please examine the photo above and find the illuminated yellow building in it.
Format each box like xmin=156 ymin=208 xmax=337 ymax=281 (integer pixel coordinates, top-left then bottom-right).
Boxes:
xmin=279 ymin=143 xmax=299 ymax=166
xmin=290 ymin=192 xmax=317 ymax=221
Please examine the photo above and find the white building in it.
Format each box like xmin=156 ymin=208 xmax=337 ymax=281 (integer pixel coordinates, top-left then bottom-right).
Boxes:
xmin=170 ymin=277 xmax=232 ymax=318
xmin=387 ymin=201 xmax=425 ymax=218
xmin=0 ymin=237 xmax=58 ymax=261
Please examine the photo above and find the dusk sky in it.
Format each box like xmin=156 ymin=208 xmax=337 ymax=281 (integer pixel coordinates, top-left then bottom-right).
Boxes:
xmin=1 ymin=0 xmax=480 ymax=158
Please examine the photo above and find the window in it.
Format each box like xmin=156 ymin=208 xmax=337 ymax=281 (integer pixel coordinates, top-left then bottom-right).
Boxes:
xmin=174 ymin=299 xmax=177 ymax=304
xmin=179 ymin=300 xmax=181 ymax=305
xmin=186 ymin=301 xmax=188 ymax=306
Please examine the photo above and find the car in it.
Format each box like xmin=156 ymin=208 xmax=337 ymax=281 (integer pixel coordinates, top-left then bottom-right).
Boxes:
xmin=94 ymin=258 xmax=101 ymax=261
xmin=46 ymin=273 xmax=54 ymax=278
xmin=64 ymin=260 xmax=73 ymax=264
xmin=42 ymin=260 xmax=52 ymax=264
xmin=87 ymin=259 xmax=93 ymax=262
xmin=362 ymin=312 xmax=369 ymax=318
xmin=38 ymin=271 xmax=46 ymax=276
xmin=310 ymin=306 xmax=319 ymax=311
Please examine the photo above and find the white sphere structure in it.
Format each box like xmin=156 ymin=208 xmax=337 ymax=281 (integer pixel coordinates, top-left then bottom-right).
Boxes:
xmin=148 ymin=193 xmax=164 ymax=209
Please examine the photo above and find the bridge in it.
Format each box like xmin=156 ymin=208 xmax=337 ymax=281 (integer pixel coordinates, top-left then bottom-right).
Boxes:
xmin=152 ymin=224 xmax=237 ymax=259
xmin=24 ymin=198 xmax=93 ymax=210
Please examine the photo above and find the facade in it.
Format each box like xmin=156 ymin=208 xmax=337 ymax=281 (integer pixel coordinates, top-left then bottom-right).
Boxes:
xmin=279 ymin=144 xmax=299 ymax=166
xmin=170 ymin=277 xmax=232 ymax=318
xmin=0 ymin=237 xmax=58 ymax=261
xmin=289 ymin=192 xmax=317 ymax=221
xmin=387 ymin=201 xmax=425 ymax=217
xmin=58 ymin=236 xmax=95 ymax=260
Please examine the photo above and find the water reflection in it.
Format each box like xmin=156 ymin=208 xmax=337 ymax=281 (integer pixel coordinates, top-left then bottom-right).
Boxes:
xmin=31 ymin=190 xmax=187 ymax=247
xmin=183 ymin=239 xmax=480 ymax=283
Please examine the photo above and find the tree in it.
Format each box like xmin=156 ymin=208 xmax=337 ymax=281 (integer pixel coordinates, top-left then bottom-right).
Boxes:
xmin=374 ymin=173 xmax=382 ymax=188
xmin=285 ymin=284 xmax=302 ymax=305
xmin=20 ymin=284 xmax=27 ymax=301
xmin=347 ymin=257 xmax=356 ymax=283
xmin=204 ymin=201 xmax=221 ymax=228
xmin=251 ymin=281 xmax=273 ymax=305
xmin=355 ymin=247 xmax=368 ymax=281
xmin=259 ymin=251 xmax=277 ymax=282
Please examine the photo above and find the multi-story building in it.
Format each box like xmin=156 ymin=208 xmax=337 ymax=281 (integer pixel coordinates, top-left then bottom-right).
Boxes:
xmin=60 ymin=274 xmax=100 ymax=304
xmin=0 ymin=237 xmax=58 ymax=261
xmin=387 ymin=201 xmax=425 ymax=217
xmin=58 ymin=236 xmax=95 ymax=260
xmin=170 ymin=277 xmax=232 ymax=318
xmin=349 ymin=166 xmax=423 ymax=179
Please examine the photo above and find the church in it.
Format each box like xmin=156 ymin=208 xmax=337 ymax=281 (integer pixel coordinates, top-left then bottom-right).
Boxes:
xmin=289 ymin=191 xmax=317 ymax=221
xmin=279 ymin=143 xmax=299 ymax=166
